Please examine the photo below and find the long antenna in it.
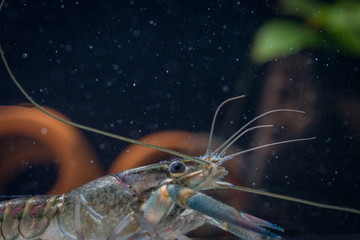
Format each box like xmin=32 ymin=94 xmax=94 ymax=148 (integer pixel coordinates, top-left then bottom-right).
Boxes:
xmin=217 ymin=182 xmax=360 ymax=215
xmin=0 ymin=45 xmax=207 ymax=165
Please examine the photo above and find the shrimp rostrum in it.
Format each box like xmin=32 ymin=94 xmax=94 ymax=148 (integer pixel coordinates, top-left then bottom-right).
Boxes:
xmin=1 ymin=42 xmax=360 ymax=240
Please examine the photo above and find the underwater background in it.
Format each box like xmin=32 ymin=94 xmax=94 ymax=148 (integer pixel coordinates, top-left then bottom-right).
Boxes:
xmin=0 ymin=0 xmax=359 ymax=239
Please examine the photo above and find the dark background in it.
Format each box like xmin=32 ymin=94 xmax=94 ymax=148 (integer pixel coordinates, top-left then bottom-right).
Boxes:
xmin=0 ymin=0 xmax=359 ymax=238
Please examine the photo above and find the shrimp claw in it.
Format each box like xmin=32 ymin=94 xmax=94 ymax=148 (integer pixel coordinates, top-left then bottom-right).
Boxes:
xmin=167 ymin=184 xmax=283 ymax=239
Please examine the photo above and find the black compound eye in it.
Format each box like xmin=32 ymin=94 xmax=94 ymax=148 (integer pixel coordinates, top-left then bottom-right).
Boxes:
xmin=169 ymin=161 xmax=186 ymax=177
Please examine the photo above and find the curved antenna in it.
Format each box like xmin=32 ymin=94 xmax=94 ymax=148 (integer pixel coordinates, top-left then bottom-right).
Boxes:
xmin=0 ymin=0 xmax=4 ymax=11
xmin=217 ymin=181 xmax=360 ymax=215
xmin=218 ymin=124 xmax=273 ymax=157
xmin=0 ymin=45 xmax=207 ymax=165
xmin=206 ymin=95 xmax=245 ymax=155
xmin=211 ymin=109 xmax=305 ymax=157
xmin=217 ymin=137 xmax=316 ymax=165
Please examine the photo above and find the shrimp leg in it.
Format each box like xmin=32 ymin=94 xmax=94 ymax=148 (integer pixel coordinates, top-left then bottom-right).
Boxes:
xmin=73 ymin=194 xmax=146 ymax=240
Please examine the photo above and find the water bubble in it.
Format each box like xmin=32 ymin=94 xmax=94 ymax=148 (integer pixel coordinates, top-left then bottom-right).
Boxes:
xmin=99 ymin=143 xmax=105 ymax=150
xmin=65 ymin=44 xmax=72 ymax=52
xmin=112 ymin=64 xmax=119 ymax=71
xmin=222 ymin=85 xmax=229 ymax=93
xmin=133 ymin=29 xmax=141 ymax=37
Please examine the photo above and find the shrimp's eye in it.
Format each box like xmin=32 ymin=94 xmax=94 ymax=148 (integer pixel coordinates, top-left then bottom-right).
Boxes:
xmin=169 ymin=161 xmax=186 ymax=177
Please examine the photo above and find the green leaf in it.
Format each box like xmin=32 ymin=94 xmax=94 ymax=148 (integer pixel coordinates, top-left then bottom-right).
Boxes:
xmin=280 ymin=0 xmax=360 ymax=56
xmin=321 ymin=4 xmax=360 ymax=55
xmin=251 ymin=20 xmax=319 ymax=64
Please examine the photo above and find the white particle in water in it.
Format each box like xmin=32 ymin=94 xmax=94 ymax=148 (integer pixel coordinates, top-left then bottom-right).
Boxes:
xmin=41 ymin=128 xmax=48 ymax=134
xmin=65 ymin=44 xmax=72 ymax=52
xmin=222 ymin=85 xmax=229 ymax=92
xmin=133 ymin=29 xmax=141 ymax=37
xmin=112 ymin=64 xmax=119 ymax=71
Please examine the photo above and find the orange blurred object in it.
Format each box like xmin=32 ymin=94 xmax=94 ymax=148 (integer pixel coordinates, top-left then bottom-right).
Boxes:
xmin=0 ymin=105 xmax=104 ymax=194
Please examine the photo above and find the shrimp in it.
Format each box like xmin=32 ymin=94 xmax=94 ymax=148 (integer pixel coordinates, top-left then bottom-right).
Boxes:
xmin=1 ymin=1 xmax=360 ymax=239
xmin=1 ymin=43 xmax=360 ymax=239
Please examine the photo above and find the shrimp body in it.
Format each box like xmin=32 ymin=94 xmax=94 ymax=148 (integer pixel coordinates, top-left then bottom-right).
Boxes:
xmin=0 ymin=170 xmax=163 ymax=240
xmin=0 ymin=6 xmax=359 ymax=236
xmin=0 ymin=157 xmax=284 ymax=240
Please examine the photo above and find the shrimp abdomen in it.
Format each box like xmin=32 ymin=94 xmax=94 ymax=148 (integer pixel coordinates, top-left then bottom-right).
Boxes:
xmin=0 ymin=195 xmax=60 ymax=240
